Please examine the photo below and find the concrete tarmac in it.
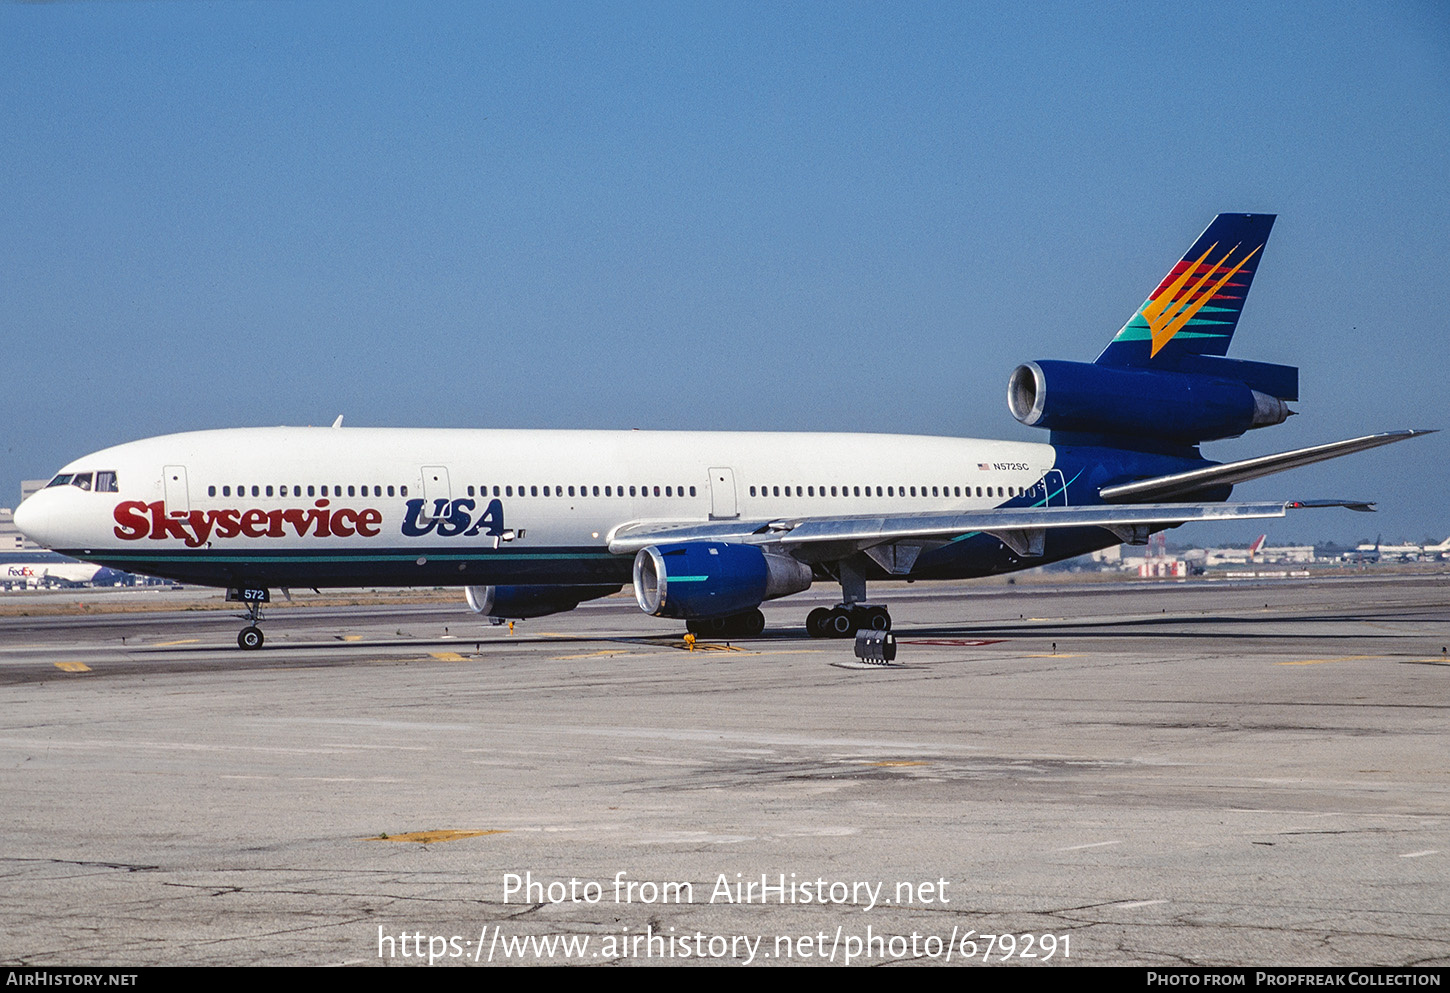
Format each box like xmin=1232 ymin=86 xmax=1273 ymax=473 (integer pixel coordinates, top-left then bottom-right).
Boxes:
xmin=2 ymin=574 xmax=1448 ymax=967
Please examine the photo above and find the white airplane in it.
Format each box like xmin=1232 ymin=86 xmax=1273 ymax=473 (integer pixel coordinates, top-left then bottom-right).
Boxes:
xmin=0 ymin=551 xmax=128 ymax=589
xmin=13 ymin=215 xmax=1429 ymax=648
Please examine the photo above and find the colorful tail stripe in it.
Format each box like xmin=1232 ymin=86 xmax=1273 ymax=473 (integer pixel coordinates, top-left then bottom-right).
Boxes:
xmin=1097 ymin=213 xmax=1275 ymax=368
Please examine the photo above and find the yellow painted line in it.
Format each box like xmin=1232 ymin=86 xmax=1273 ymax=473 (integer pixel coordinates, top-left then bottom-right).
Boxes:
xmin=368 ymin=829 xmax=507 ymax=844
xmin=341 ymin=635 xmax=362 ymax=642
xmin=54 ymin=662 xmax=91 ymax=673
xmin=152 ymin=639 xmax=199 ymax=647
xmin=430 ymin=652 xmax=468 ymax=661
xmin=1276 ymin=655 xmax=1381 ymax=666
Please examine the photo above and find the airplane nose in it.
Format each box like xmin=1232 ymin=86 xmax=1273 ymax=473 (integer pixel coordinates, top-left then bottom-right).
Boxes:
xmin=12 ymin=497 xmax=50 ymax=546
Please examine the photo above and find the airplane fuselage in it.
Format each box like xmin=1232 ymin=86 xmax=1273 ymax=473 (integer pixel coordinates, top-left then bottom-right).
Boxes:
xmin=16 ymin=426 xmax=1193 ymax=590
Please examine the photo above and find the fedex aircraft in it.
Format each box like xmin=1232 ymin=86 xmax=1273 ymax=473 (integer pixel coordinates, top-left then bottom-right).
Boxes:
xmin=14 ymin=214 xmax=1426 ymax=649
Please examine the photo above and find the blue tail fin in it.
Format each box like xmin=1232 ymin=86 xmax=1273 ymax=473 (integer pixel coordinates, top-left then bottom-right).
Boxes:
xmin=1096 ymin=213 xmax=1275 ymax=368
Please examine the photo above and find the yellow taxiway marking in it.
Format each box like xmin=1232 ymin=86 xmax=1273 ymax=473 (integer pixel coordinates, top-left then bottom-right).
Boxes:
xmin=369 ymin=829 xmax=507 ymax=844
xmin=1276 ymin=655 xmax=1381 ymax=666
xmin=429 ymin=652 xmax=468 ymax=662
xmin=341 ymin=635 xmax=362 ymax=642
xmin=152 ymin=639 xmax=200 ymax=647
xmin=54 ymin=662 xmax=91 ymax=673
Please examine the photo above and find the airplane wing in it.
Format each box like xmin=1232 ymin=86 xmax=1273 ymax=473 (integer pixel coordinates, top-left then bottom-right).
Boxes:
xmin=607 ymin=499 xmax=1371 ymax=564
xmin=1098 ymin=430 xmax=1431 ymax=502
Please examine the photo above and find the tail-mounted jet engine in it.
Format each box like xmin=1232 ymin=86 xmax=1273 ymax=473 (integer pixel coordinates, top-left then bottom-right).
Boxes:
xmin=465 ymin=584 xmax=622 ymax=623
xmin=632 ymin=542 xmax=812 ymax=636
xmin=1007 ymin=359 xmax=1292 ymax=444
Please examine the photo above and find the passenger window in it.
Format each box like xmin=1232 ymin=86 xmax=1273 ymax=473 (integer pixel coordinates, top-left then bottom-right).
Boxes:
xmin=592 ymin=486 xmax=599 ymax=497
xmin=400 ymin=486 xmax=408 ymax=496
xmin=531 ymin=486 xmax=538 ymax=497
xmin=208 ymin=485 xmax=216 ymax=497
xmin=689 ymin=486 xmax=696 ymax=497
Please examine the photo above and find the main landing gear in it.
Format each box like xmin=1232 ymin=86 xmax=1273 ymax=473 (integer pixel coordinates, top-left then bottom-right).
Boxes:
xmin=806 ymin=604 xmax=891 ymax=638
xmin=228 ymin=587 xmax=270 ymax=650
xmin=804 ymin=559 xmax=892 ymax=638
xmin=686 ymin=608 xmax=766 ymax=639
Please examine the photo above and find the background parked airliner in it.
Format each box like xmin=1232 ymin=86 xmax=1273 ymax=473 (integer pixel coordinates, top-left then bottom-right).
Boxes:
xmin=15 ymin=215 xmax=1425 ymax=648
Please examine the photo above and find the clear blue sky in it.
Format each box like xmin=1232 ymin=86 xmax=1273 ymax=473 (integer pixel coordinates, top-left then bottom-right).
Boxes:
xmin=4 ymin=1 xmax=1447 ymax=546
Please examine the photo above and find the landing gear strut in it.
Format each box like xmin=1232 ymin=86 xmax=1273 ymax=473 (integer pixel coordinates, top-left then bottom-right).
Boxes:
xmin=805 ymin=560 xmax=892 ymax=638
xmin=228 ymin=587 xmax=270 ymax=650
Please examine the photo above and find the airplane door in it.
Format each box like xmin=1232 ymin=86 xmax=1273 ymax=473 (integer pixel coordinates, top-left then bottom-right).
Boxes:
xmin=1042 ymin=469 xmax=1068 ymax=507
xmin=421 ymin=466 xmax=452 ymax=519
xmin=708 ymin=467 xmax=738 ymax=520
xmin=163 ymin=465 xmax=190 ymax=515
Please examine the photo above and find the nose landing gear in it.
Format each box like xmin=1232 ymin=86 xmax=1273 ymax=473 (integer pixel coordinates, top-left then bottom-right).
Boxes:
xmin=227 ymin=587 xmax=270 ymax=650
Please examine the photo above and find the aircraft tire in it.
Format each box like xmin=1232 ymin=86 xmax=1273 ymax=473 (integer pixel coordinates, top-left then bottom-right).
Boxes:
xmin=734 ymin=608 xmax=766 ymax=638
xmin=864 ymin=607 xmax=891 ymax=631
xmin=827 ymin=608 xmax=855 ymax=638
xmin=806 ymin=607 xmax=831 ymax=638
xmin=238 ymin=626 xmax=264 ymax=650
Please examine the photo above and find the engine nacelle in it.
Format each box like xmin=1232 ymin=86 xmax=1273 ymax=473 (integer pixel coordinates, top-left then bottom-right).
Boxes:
xmin=465 ymin=584 xmax=621 ymax=621
xmin=1007 ymin=360 xmax=1290 ymax=443
xmin=632 ymin=542 xmax=813 ymax=620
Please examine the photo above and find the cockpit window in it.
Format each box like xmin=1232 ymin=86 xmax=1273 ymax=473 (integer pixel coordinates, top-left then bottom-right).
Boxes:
xmin=43 ymin=470 xmax=117 ymax=492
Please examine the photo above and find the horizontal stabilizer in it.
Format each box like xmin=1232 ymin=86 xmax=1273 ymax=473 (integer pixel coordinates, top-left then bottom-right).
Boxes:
xmin=1098 ymin=430 xmax=1433 ymax=502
